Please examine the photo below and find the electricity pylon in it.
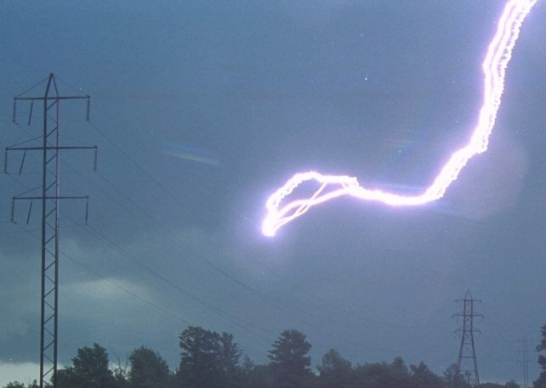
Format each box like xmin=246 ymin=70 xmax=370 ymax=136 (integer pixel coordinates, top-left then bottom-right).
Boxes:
xmin=453 ymin=289 xmax=482 ymax=388
xmin=519 ymin=337 xmax=530 ymax=388
xmin=6 ymin=73 xmax=96 ymax=388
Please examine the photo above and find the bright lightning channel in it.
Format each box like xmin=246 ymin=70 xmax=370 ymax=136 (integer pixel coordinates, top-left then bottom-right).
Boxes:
xmin=262 ymin=0 xmax=538 ymax=237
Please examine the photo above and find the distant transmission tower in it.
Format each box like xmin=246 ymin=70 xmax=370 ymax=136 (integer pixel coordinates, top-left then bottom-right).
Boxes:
xmin=519 ymin=337 xmax=530 ymax=388
xmin=6 ymin=73 xmax=96 ymax=388
xmin=453 ymin=290 xmax=482 ymax=388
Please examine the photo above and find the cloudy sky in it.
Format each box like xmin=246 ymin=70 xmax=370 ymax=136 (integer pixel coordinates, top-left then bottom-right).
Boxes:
xmin=1 ymin=0 xmax=546 ymax=385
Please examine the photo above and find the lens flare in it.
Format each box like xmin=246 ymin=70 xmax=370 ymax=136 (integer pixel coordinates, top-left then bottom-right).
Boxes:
xmin=262 ymin=0 xmax=537 ymax=237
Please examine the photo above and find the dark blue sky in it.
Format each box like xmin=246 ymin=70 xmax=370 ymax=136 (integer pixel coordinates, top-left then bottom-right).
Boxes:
xmin=1 ymin=0 xmax=546 ymax=385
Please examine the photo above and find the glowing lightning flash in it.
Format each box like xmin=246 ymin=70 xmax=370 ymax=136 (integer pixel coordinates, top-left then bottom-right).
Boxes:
xmin=261 ymin=0 xmax=538 ymax=237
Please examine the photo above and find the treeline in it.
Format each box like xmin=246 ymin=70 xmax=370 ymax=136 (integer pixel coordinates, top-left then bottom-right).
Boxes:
xmin=4 ymin=326 xmax=523 ymax=388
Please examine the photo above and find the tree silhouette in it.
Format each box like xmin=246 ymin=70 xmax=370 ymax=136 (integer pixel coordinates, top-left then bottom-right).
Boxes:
xmin=129 ymin=346 xmax=171 ymax=388
xmin=177 ymin=326 xmax=243 ymax=388
xmin=268 ymin=329 xmax=313 ymax=388
xmin=535 ymin=324 xmax=546 ymax=388
xmin=56 ymin=343 xmax=116 ymax=388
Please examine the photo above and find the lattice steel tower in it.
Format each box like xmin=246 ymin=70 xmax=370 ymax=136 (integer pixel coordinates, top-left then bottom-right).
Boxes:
xmin=453 ymin=290 xmax=482 ymax=388
xmin=6 ymin=73 xmax=96 ymax=388
xmin=519 ymin=337 xmax=530 ymax=388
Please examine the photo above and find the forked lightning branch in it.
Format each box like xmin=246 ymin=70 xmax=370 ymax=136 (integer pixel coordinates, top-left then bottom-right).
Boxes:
xmin=262 ymin=0 xmax=538 ymax=237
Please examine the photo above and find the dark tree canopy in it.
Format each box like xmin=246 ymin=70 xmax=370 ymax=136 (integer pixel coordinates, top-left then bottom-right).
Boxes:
xmin=443 ymin=363 xmax=472 ymax=388
xmin=535 ymin=324 xmax=546 ymax=388
xmin=317 ymin=348 xmax=353 ymax=388
xmin=177 ymin=326 xmax=243 ymax=388
xmin=3 ymin=325 xmax=528 ymax=388
xmin=268 ymin=329 xmax=313 ymax=388
xmin=353 ymin=357 xmax=411 ymax=388
xmin=409 ymin=361 xmax=444 ymax=388
xmin=56 ymin=343 xmax=116 ymax=388
xmin=4 ymin=384 xmax=25 ymax=388
xmin=4 ymin=382 xmax=38 ymax=388
xmin=129 ymin=346 xmax=171 ymax=388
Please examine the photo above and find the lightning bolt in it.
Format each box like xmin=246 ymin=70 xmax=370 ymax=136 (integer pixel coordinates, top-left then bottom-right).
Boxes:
xmin=262 ymin=0 xmax=538 ymax=237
